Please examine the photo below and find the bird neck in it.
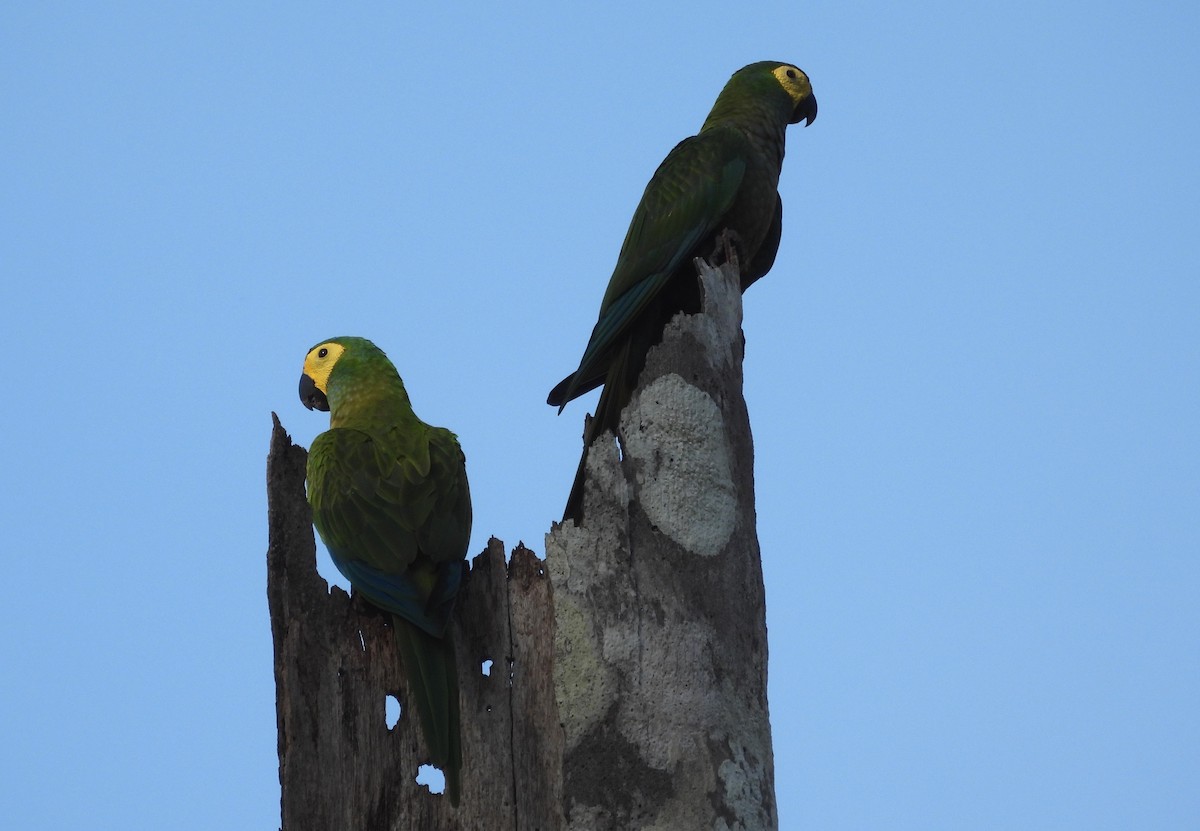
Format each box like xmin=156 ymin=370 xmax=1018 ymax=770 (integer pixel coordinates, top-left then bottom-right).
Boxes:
xmin=329 ymin=382 xmax=418 ymax=431
xmin=701 ymin=109 xmax=788 ymax=172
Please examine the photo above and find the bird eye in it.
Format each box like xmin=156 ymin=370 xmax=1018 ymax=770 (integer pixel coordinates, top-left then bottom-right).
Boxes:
xmin=786 ymin=68 xmax=797 ymax=80
xmin=318 ymin=347 xmax=329 ymax=358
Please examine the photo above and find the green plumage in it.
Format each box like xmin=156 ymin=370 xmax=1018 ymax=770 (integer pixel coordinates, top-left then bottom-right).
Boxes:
xmin=548 ymin=61 xmax=817 ymax=523
xmin=300 ymin=336 xmax=470 ymax=806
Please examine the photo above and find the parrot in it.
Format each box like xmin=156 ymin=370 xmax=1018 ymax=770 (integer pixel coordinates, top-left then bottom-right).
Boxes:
xmin=299 ymin=336 xmax=470 ymax=806
xmin=547 ymin=61 xmax=817 ymax=523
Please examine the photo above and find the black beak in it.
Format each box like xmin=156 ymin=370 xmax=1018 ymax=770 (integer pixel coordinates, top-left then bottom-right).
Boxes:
xmin=791 ymin=93 xmax=817 ymax=126
xmin=299 ymin=373 xmax=329 ymax=411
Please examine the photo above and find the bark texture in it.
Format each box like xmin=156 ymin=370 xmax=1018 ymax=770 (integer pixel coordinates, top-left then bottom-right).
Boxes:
xmin=266 ymin=255 xmax=774 ymax=830
xmin=547 ymin=254 xmax=776 ymax=830
xmin=267 ymin=417 xmax=562 ymax=830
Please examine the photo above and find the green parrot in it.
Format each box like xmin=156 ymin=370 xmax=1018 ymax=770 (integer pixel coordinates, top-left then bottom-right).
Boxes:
xmin=548 ymin=61 xmax=817 ymax=522
xmin=299 ymin=336 xmax=470 ymax=806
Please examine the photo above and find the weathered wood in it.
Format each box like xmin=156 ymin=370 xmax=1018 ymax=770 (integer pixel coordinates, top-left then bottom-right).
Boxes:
xmin=267 ymin=417 xmax=562 ymax=830
xmin=546 ymin=253 xmax=777 ymax=830
xmin=266 ymin=255 xmax=774 ymax=829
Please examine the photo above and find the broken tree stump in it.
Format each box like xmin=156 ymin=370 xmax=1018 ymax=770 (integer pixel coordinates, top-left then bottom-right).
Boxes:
xmin=267 ymin=418 xmax=562 ymax=830
xmin=265 ymin=255 xmax=775 ymax=830
xmin=547 ymin=253 xmax=776 ymax=830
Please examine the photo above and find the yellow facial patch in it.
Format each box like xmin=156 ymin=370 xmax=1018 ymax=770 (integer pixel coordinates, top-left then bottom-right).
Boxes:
xmin=772 ymin=64 xmax=813 ymax=105
xmin=302 ymin=341 xmax=346 ymax=394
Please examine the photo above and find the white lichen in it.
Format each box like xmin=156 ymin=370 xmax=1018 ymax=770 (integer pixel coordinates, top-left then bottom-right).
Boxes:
xmin=621 ymin=374 xmax=736 ymax=556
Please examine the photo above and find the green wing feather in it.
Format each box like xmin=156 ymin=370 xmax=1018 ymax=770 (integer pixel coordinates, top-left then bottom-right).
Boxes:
xmin=308 ymin=424 xmax=470 ymax=573
xmin=307 ymin=420 xmax=469 ymax=804
xmin=550 ymin=133 xmax=746 ymax=409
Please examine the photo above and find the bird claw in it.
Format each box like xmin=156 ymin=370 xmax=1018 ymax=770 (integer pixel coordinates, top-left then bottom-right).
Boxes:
xmin=710 ymin=229 xmax=742 ymax=270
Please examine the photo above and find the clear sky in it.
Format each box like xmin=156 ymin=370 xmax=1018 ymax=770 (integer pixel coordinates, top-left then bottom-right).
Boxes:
xmin=3 ymin=1 xmax=1197 ymax=828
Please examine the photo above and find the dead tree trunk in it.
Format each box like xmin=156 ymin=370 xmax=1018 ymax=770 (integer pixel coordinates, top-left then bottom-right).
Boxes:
xmin=267 ymin=424 xmax=561 ymax=830
xmin=266 ymin=255 xmax=775 ymax=830
xmin=546 ymin=252 xmax=776 ymax=830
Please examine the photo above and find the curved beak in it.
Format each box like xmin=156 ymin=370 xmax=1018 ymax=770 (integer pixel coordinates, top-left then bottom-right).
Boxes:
xmin=791 ymin=93 xmax=817 ymax=126
xmin=299 ymin=373 xmax=329 ymax=411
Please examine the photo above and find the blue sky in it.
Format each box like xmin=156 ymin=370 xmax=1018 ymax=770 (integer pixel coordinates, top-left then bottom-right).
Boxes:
xmin=3 ymin=1 xmax=1197 ymax=828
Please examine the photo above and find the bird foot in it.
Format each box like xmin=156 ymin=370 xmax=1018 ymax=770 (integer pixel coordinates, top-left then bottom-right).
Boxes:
xmin=709 ymin=229 xmax=743 ymax=270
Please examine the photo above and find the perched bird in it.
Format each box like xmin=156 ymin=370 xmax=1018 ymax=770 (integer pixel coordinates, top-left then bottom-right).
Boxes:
xmin=299 ymin=336 xmax=471 ymax=805
xmin=548 ymin=61 xmax=817 ymax=522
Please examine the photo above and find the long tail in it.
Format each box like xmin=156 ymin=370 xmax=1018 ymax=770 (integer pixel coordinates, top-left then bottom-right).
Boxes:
xmin=560 ymin=287 xmax=690 ymax=524
xmin=562 ymin=339 xmax=636 ymax=524
xmin=392 ymin=616 xmax=462 ymax=806
xmin=562 ymin=446 xmax=589 ymax=525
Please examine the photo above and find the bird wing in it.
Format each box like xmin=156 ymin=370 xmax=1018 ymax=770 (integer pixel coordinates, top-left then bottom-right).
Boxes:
xmin=307 ymin=424 xmax=469 ymax=637
xmin=555 ymin=132 xmax=746 ymax=406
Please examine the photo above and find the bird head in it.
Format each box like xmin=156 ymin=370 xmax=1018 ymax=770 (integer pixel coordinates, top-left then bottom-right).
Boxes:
xmin=771 ymin=64 xmax=818 ymax=126
xmin=299 ymin=340 xmax=348 ymax=412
